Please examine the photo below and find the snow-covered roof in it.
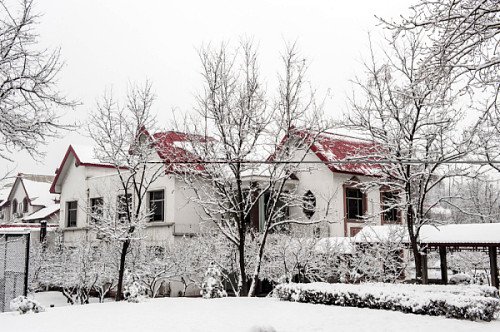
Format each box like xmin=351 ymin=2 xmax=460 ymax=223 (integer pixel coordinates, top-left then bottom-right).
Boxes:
xmin=0 ymin=184 xmax=12 ymax=207
xmin=22 ymin=179 xmax=58 ymax=206
xmin=22 ymin=204 xmax=59 ymax=221
xmin=354 ymin=225 xmax=408 ymax=243
xmin=309 ymin=131 xmax=382 ymax=176
xmin=152 ymin=131 xmax=213 ymax=172
xmin=354 ymin=223 xmax=500 ymax=245
xmin=419 ymin=223 xmax=500 ymax=244
xmin=71 ymin=144 xmax=102 ymax=165
xmin=316 ymin=237 xmax=355 ymax=254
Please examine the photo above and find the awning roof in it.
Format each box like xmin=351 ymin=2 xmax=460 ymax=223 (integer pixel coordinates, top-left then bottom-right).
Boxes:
xmin=354 ymin=223 xmax=500 ymax=246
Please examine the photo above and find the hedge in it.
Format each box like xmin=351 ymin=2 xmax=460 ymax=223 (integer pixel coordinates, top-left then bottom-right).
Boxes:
xmin=274 ymin=282 xmax=500 ymax=321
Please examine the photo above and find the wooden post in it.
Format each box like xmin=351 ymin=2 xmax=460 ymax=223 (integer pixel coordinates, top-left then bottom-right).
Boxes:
xmin=489 ymin=246 xmax=499 ymax=289
xmin=421 ymin=250 xmax=428 ymax=284
xmin=439 ymin=246 xmax=448 ymax=285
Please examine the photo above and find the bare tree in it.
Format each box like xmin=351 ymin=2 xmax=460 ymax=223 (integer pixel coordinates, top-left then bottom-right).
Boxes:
xmin=0 ymin=0 xmax=74 ymax=161
xmin=382 ymin=0 xmax=500 ymax=173
xmin=444 ymin=175 xmax=500 ymax=224
xmin=382 ymin=0 xmax=499 ymax=92
xmin=346 ymin=32 xmax=475 ymax=280
xmin=175 ymin=40 xmax=328 ymax=296
xmin=87 ymin=82 xmax=164 ymax=301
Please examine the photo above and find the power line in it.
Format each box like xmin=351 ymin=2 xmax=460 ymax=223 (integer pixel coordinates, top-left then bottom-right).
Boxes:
xmin=146 ymin=159 xmax=500 ymax=165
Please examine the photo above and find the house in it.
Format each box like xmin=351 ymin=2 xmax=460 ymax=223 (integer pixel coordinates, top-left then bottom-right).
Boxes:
xmin=50 ymin=130 xmax=399 ymax=246
xmin=49 ymin=139 xmax=205 ymax=245
xmin=0 ymin=173 xmax=60 ymax=244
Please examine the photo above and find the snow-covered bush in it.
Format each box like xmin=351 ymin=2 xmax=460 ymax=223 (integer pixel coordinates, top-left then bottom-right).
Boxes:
xmin=274 ymin=282 xmax=500 ymax=321
xmin=123 ymin=280 xmax=147 ymax=303
xmin=201 ymin=264 xmax=227 ymax=299
xmin=10 ymin=296 xmax=45 ymax=314
xmin=449 ymin=273 xmax=472 ymax=285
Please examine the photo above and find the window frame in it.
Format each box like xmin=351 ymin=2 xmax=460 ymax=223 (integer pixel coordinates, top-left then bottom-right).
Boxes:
xmin=90 ymin=197 xmax=104 ymax=223
xmin=344 ymin=187 xmax=366 ymax=221
xmin=66 ymin=200 xmax=78 ymax=227
xmin=116 ymin=194 xmax=132 ymax=223
xmin=148 ymin=190 xmax=165 ymax=222
xmin=12 ymin=199 xmax=18 ymax=214
xmin=380 ymin=190 xmax=401 ymax=224
xmin=22 ymin=197 xmax=29 ymax=213
xmin=343 ymin=179 xmax=367 ymax=236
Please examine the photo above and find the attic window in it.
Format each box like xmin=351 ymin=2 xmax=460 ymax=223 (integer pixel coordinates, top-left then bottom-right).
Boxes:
xmin=12 ymin=199 xmax=18 ymax=214
xmin=23 ymin=197 xmax=29 ymax=213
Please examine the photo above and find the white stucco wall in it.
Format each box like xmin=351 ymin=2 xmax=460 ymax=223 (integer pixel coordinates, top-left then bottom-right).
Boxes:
xmin=57 ymin=158 xmax=205 ymax=245
xmin=291 ymin=150 xmax=383 ymax=237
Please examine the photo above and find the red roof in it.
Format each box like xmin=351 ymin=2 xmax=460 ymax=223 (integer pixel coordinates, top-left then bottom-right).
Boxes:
xmin=152 ymin=131 xmax=211 ymax=172
xmin=301 ymin=131 xmax=382 ymax=176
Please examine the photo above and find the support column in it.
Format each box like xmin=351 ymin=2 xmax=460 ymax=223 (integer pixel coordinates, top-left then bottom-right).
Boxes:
xmin=421 ymin=249 xmax=428 ymax=284
xmin=439 ymin=246 xmax=448 ymax=285
xmin=489 ymin=246 xmax=499 ymax=289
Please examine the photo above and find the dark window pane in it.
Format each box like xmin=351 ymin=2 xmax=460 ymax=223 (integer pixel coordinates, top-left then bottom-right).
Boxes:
xmin=67 ymin=201 xmax=77 ymax=227
xmin=346 ymin=188 xmax=364 ymax=220
xmin=382 ymin=192 xmax=399 ymax=222
xmin=149 ymin=190 xmax=164 ymax=222
xmin=117 ymin=194 xmax=132 ymax=222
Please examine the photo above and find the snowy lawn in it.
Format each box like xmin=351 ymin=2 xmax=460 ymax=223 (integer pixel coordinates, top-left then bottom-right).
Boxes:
xmin=2 ymin=295 xmax=500 ymax=332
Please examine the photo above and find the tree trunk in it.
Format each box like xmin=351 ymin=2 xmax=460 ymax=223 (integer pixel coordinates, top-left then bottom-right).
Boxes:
xmin=406 ymin=206 xmax=422 ymax=280
xmin=248 ymin=231 xmax=269 ymax=297
xmin=237 ymin=237 xmax=248 ymax=296
xmin=115 ymin=239 xmax=130 ymax=301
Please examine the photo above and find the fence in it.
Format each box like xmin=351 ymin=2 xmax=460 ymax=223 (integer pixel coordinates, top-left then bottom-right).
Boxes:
xmin=0 ymin=232 xmax=30 ymax=312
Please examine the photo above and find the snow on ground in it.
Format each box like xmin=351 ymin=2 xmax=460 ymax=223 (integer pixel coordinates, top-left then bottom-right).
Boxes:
xmin=2 ymin=295 xmax=500 ymax=332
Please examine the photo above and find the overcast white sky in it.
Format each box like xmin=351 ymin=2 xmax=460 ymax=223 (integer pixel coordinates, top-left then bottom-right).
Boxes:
xmin=3 ymin=0 xmax=414 ymax=176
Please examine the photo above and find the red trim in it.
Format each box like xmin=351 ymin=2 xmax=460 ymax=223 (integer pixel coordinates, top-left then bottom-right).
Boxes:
xmin=50 ymin=145 xmax=124 ymax=194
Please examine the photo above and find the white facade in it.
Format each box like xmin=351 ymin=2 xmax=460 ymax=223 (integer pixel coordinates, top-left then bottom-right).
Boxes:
xmin=52 ymin=132 xmax=394 ymax=246
xmin=291 ymin=149 xmax=384 ymax=237
xmin=52 ymin=145 xmax=204 ymax=245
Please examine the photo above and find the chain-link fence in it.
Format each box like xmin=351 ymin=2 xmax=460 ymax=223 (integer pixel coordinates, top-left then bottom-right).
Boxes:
xmin=0 ymin=232 xmax=30 ymax=312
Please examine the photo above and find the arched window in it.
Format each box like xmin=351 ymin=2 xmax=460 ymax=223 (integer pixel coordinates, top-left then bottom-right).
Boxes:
xmin=23 ymin=197 xmax=29 ymax=213
xmin=302 ymin=190 xmax=316 ymax=219
xmin=12 ymin=199 xmax=18 ymax=214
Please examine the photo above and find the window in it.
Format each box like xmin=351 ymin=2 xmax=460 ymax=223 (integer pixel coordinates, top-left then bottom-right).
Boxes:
xmin=23 ymin=197 xmax=29 ymax=213
xmin=148 ymin=190 xmax=164 ymax=222
xmin=66 ymin=201 xmax=78 ymax=227
xmin=345 ymin=187 xmax=365 ymax=220
xmin=12 ymin=199 xmax=17 ymax=214
xmin=90 ymin=197 xmax=104 ymax=223
xmin=117 ymin=194 xmax=132 ymax=222
xmin=302 ymin=190 xmax=316 ymax=219
xmin=381 ymin=191 xmax=400 ymax=223
xmin=258 ymin=191 xmax=290 ymax=232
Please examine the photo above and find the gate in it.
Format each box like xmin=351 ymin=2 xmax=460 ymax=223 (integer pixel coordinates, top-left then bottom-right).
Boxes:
xmin=0 ymin=232 xmax=30 ymax=312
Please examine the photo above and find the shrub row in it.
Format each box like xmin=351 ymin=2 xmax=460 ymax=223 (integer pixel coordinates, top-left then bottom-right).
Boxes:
xmin=274 ymin=282 xmax=500 ymax=321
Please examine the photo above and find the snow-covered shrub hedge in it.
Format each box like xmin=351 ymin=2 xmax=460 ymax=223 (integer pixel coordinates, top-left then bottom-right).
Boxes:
xmin=10 ymin=296 xmax=45 ymax=314
xmin=449 ymin=273 xmax=472 ymax=285
xmin=274 ymin=282 xmax=500 ymax=321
